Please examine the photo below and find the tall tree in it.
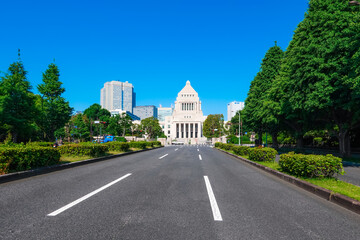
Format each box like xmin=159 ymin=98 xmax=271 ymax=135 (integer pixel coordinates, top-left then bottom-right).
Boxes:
xmin=275 ymin=0 xmax=360 ymax=156
xmin=203 ymin=114 xmax=224 ymax=138
xmin=83 ymin=104 xmax=111 ymax=137
xmin=37 ymin=63 xmax=73 ymax=141
xmin=0 ymin=60 xmax=36 ymax=142
xmin=243 ymin=43 xmax=284 ymax=147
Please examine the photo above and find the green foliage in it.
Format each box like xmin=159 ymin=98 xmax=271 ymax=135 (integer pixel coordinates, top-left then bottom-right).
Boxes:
xmin=232 ymin=145 xmax=250 ymax=156
xmin=279 ymin=152 xmax=344 ymax=178
xmin=248 ymin=147 xmax=277 ymax=162
xmin=0 ymin=61 xmax=37 ymax=142
xmin=115 ymin=136 xmax=127 ymax=142
xmin=203 ymin=114 xmax=224 ymax=138
xmin=57 ymin=143 xmax=108 ymax=157
xmin=140 ymin=117 xmax=163 ymax=139
xmin=37 ymin=63 xmax=73 ymax=141
xmin=107 ymin=113 xmax=133 ymax=137
xmin=0 ymin=146 xmax=60 ymax=174
xmin=104 ymin=142 xmax=130 ymax=152
xmin=128 ymin=141 xmax=147 ymax=149
xmin=69 ymin=114 xmax=90 ymax=142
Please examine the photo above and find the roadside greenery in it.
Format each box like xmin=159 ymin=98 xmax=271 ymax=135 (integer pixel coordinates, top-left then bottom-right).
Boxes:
xmin=0 ymin=141 xmax=162 ymax=174
xmin=203 ymin=114 xmax=225 ymax=138
xmin=241 ymin=1 xmax=360 ymax=157
xmin=215 ymin=143 xmax=360 ymax=202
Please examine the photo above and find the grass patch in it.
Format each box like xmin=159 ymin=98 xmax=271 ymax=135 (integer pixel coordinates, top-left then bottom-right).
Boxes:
xmin=303 ymin=178 xmax=360 ymax=202
xmin=60 ymin=155 xmax=94 ymax=163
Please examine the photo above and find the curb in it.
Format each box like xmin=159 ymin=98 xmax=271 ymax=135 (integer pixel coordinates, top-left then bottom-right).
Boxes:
xmin=216 ymin=148 xmax=360 ymax=215
xmin=0 ymin=146 xmax=163 ymax=184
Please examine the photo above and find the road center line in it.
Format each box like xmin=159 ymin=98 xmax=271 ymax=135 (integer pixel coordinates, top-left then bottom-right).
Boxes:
xmin=48 ymin=173 xmax=132 ymax=217
xmin=199 ymin=154 xmax=202 ymax=160
xmin=159 ymin=154 xmax=169 ymax=159
xmin=204 ymin=176 xmax=223 ymax=221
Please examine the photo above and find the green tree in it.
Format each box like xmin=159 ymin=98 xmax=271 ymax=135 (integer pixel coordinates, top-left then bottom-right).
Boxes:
xmin=37 ymin=63 xmax=73 ymax=141
xmin=242 ymin=43 xmax=284 ymax=147
xmin=0 ymin=60 xmax=37 ymax=142
xmin=203 ymin=114 xmax=224 ymax=138
xmin=140 ymin=117 xmax=162 ymax=139
xmin=106 ymin=113 xmax=133 ymax=136
xmin=275 ymin=0 xmax=360 ymax=156
xmin=83 ymin=104 xmax=111 ymax=137
xmin=69 ymin=114 xmax=90 ymax=142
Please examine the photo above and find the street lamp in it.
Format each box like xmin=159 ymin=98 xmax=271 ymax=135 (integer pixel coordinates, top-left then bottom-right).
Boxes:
xmin=231 ymin=110 xmax=241 ymax=146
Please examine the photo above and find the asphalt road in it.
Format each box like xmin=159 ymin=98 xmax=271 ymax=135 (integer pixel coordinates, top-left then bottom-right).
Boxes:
xmin=1 ymin=145 xmax=360 ymax=240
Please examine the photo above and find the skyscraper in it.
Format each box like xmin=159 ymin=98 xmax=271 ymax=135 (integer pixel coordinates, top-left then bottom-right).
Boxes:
xmin=227 ymin=101 xmax=244 ymax=121
xmin=100 ymin=81 xmax=135 ymax=113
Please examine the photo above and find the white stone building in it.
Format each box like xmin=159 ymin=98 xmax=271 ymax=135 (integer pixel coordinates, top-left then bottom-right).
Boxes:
xmin=163 ymin=80 xmax=207 ymax=145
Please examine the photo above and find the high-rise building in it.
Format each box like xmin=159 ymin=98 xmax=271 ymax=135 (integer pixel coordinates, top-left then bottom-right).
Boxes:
xmin=157 ymin=105 xmax=173 ymax=122
xmin=133 ymin=105 xmax=158 ymax=120
xmin=100 ymin=81 xmax=135 ymax=113
xmin=227 ymin=101 xmax=244 ymax=121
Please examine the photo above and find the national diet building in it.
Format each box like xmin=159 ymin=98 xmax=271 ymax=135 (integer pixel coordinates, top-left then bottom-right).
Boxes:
xmin=163 ymin=80 xmax=207 ymax=145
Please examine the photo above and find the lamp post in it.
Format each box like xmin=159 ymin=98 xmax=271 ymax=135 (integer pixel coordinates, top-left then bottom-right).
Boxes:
xmin=231 ymin=110 xmax=241 ymax=146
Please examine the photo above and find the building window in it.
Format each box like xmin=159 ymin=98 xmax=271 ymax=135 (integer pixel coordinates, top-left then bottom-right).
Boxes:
xmin=168 ymin=125 xmax=170 ymax=128
xmin=168 ymin=130 xmax=170 ymax=134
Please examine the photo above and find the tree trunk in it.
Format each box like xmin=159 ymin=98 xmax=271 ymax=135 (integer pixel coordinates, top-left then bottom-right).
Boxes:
xmin=256 ymin=132 xmax=263 ymax=146
xmin=338 ymin=127 xmax=351 ymax=157
xmin=271 ymin=132 xmax=279 ymax=149
xmin=296 ymin=136 xmax=304 ymax=149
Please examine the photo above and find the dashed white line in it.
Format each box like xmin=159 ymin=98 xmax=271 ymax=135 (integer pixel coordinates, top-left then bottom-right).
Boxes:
xmin=159 ymin=154 xmax=169 ymax=159
xmin=204 ymin=176 xmax=223 ymax=221
xmin=197 ymin=149 xmax=199 ymax=152
xmin=199 ymin=154 xmax=202 ymax=160
xmin=175 ymin=148 xmax=178 ymax=151
xmin=48 ymin=173 xmax=132 ymax=217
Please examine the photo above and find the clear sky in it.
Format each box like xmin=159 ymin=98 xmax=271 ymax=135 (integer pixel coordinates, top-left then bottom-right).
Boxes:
xmin=0 ymin=0 xmax=309 ymax=120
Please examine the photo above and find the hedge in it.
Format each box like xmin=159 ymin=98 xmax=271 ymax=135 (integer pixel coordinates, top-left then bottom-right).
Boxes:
xmin=105 ymin=142 xmax=130 ymax=152
xmin=57 ymin=143 xmax=108 ymax=157
xmin=128 ymin=141 xmax=147 ymax=149
xmin=232 ymin=145 xmax=250 ymax=156
xmin=248 ymin=147 xmax=277 ymax=162
xmin=279 ymin=152 xmax=344 ymax=178
xmin=0 ymin=146 xmax=60 ymax=174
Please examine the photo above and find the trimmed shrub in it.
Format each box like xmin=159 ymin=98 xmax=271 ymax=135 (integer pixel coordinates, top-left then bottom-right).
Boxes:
xmin=279 ymin=152 xmax=344 ymax=178
xmin=215 ymin=142 xmax=222 ymax=148
xmin=105 ymin=142 xmax=130 ymax=152
xmin=0 ymin=146 xmax=60 ymax=174
xmin=57 ymin=143 xmax=108 ymax=157
xmin=26 ymin=142 xmax=54 ymax=147
xmin=248 ymin=147 xmax=277 ymax=162
xmin=129 ymin=141 xmax=147 ymax=149
xmin=115 ymin=137 xmax=127 ymax=142
xmin=152 ymin=141 xmax=162 ymax=147
xmin=232 ymin=146 xmax=250 ymax=156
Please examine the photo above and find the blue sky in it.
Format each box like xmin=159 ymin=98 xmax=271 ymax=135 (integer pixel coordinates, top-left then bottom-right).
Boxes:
xmin=0 ymin=0 xmax=308 ymax=120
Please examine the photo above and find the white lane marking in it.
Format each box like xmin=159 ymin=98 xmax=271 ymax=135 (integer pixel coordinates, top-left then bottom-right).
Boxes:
xmin=159 ymin=154 xmax=169 ymax=159
xmin=199 ymin=154 xmax=202 ymax=160
xmin=175 ymin=148 xmax=178 ymax=151
xmin=48 ymin=173 xmax=132 ymax=216
xmin=197 ymin=149 xmax=199 ymax=152
xmin=204 ymin=176 xmax=223 ymax=221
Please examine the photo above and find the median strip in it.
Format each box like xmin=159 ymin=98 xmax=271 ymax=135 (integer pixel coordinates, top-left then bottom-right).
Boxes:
xmin=159 ymin=154 xmax=169 ymax=159
xmin=204 ymin=176 xmax=223 ymax=221
xmin=48 ymin=173 xmax=132 ymax=216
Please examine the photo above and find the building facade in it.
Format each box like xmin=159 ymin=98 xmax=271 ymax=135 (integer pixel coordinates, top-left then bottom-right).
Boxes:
xmin=100 ymin=81 xmax=136 ymax=113
xmin=227 ymin=101 xmax=244 ymax=121
xmin=133 ymin=105 xmax=158 ymax=120
xmin=163 ymin=80 xmax=207 ymax=144
xmin=158 ymin=106 xmax=173 ymax=122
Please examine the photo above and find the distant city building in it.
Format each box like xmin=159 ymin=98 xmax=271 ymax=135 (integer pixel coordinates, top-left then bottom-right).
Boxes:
xmin=227 ymin=101 xmax=244 ymax=121
xmin=133 ymin=105 xmax=158 ymax=120
xmin=157 ymin=105 xmax=173 ymax=122
xmin=109 ymin=109 xmax=140 ymax=121
xmin=100 ymin=81 xmax=136 ymax=113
